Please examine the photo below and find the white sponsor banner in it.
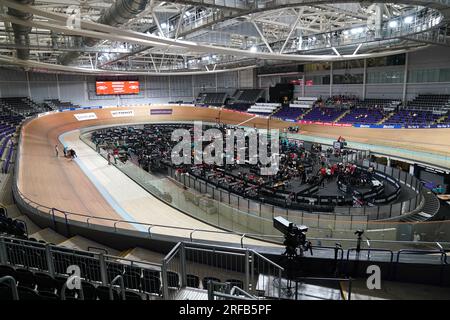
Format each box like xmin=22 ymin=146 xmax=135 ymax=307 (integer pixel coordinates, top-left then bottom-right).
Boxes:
xmin=74 ymin=112 xmax=97 ymax=121
xmin=111 ymin=110 xmax=134 ymax=118
xmin=38 ymin=111 xmax=57 ymax=118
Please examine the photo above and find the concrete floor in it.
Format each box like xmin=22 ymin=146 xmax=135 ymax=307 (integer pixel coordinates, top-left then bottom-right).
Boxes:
xmin=348 ymin=279 xmax=450 ymax=300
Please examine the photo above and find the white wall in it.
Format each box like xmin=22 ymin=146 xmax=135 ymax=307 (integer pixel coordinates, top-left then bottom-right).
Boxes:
xmin=2 ymin=45 xmax=450 ymax=105
xmin=304 ymin=85 xmax=329 ymax=98
xmin=0 ymin=68 xmax=255 ymax=106
xmin=296 ymin=46 xmax=450 ymax=100
xmin=238 ymin=69 xmax=256 ymax=88
xmin=365 ymin=84 xmax=404 ymax=99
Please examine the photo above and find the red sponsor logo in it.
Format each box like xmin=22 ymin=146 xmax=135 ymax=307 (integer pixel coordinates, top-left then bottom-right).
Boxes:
xmin=96 ymin=81 xmax=140 ymax=95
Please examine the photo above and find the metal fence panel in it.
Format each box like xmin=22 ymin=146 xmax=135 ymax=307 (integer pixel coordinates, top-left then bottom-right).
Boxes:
xmin=385 ymin=166 xmax=393 ymax=176
xmin=377 ymin=204 xmax=391 ymax=220
xmin=400 ymin=171 xmax=408 ymax=184
xmin=390 ymin=202 xmax=402 ymax=218
xmin=5 ymin=241 xmax=48 ymax=271
xmin=260 ymin=204 xmax=274 ymax=221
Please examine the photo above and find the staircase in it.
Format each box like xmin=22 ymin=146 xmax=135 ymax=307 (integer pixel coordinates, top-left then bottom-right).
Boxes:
xmin=298 ymin=108 xmax=313 ymax=120
xmin=118 ymin=247 xmax=164 ymax=264
xmin=30 ymin=228 xmax=67 ymax=244
xmin=378 ymin=112 xmax=395 ymax=125
xmin=271 ymin=106 xmax=282 ymax=117
xmin=59 ymin=235 xmax=121 ymax=256
xmin=400 ymin=190 xmax=440 ymax=222
xmin=436 ymin=113 xmax=449 ymax=124
xmin=334 ymin=109 xmax=351 ymax=123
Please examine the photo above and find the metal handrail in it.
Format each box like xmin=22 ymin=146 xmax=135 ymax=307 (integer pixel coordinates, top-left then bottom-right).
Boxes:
xmin=311 ymin=244 xmax=344 ymax=260
xmin=190 ymin=229 xmax=197 ymax=242
xmin=0 ymin=276 xmax=19 ymax=300
xmin=397 ymin=248 xmax=448 ymax=265
xmin=229 ymin=286 xmax=257 ymax=300
xmin=207 ymin=280 xmax=257 ymax=300
xmin=366 ymin=239 xmax=371 ymax=260
xmin=435 ymin=242 xmax=448 ymax=264
xmin=240 ymin=233 xmax=246 ymax=248
xmin=0 ymin=234 xmax=162 ymax=270
xmin=347 ymin=247 xmax=394 ymax=263
xmin=147 ymin=225 xmax=154 ymax=238
xmin=16 ymin=184 xmax=286 ymax=241
xmin=252 ymin=250 xmax=284 ymax=271
xmin=110 ymin=275 xmax=126 ymax=300
xmin=163 ymin=241 xmax=182 ymax=265
xmin=311 ymin=237 xmax=450 ymax=247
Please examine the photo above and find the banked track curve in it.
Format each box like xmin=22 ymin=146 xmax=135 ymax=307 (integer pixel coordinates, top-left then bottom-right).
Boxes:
xmin=15 ymin=105 xmax=450 ymax=247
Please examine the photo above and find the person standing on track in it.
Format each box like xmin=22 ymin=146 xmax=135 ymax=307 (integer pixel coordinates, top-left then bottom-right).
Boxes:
xmin=55 ymin=144 xmax=59 ymax=157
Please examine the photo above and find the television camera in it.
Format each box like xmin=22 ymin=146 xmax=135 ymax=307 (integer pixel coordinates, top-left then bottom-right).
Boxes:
xmin=273 ymin=216 xmax=312 ymax=258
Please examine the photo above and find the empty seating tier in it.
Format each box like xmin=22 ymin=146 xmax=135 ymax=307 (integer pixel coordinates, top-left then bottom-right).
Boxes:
xmin=406 ymin=94 xmax=450 ymax=112
xmin=383 ymin=110 xmax=442 ymax=126
xmin=302 ymin=107 xmax=346 ymax=122
xmin=0 ymin=97 xmax=46 ymax=116
xmin=225 ymin=89 xmax=265 ymax=111
xmin=196 ymin=92 xmax=228 ymax=106
xmin=272 ymin=106 xmax=307 ymax=120
xmin=43 ymin=99 xmax=80 ymax=111
xmin=337 ymin=107 xmax=387 ymax=124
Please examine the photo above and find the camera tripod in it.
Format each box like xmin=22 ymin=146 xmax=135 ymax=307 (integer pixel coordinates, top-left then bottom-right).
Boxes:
xmin=276 ymin=236 xmax=313 ymax=299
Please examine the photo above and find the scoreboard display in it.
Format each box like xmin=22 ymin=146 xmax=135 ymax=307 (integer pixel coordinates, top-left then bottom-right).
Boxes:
xmin=96 ymin=81 xmax=139 ymax=95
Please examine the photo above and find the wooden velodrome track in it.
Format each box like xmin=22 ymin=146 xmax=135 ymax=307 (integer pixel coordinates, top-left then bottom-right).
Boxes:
xmin=17 ymin=105 xmax=450 ymax=245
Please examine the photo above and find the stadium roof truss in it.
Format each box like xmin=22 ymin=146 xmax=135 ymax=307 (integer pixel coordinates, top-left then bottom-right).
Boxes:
xmin=0 ymin=0 xmax=449 ymax=75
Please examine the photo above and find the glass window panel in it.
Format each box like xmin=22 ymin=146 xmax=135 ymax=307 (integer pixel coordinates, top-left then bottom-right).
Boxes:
xmin=333 ymin=73 xmax=363 ymax=84
xmin=367 ymin=69 xmax=404 ymax=83
xmin=439 ymin=68 xmax=450 ymax=82
xmin=408 ymin=68 xmax=440 ymax=83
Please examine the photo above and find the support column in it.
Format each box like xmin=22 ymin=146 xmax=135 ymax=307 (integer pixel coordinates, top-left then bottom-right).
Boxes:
xmin=144 ymin=76 xmax=148 ymax=100
xmin=26 ymin=71 xmax=31 ymax=98
xmin=180 ymin=243 xmax=187 ymax=287
xmin=362 ymin=58 xmax=367 ymax=100
xmin=302 ymin=74 xmax=305 ymax=97
xmin=238 ymin=70 xmax=241 ymax=88
xmin=192 ymin=75 xmax=195 ymax=100
xmin=56 ymin=74 xmax=61 ymax=100
xmin=329 ymin=62 xmax=333 ymax=97
xmin=168 ymin=75 xmax=172 ymax=102
xmin=402 ymin=52 xmax=409 ymax=103
xmin=387 ymin=157 xmax=391 ymax=167
xmin=83 ymin=76 xmax=88 ymax=105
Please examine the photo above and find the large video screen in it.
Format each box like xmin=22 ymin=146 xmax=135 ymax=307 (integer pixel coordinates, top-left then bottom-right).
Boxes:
xmin=96 ymin=81 xmax=139 ymax=95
